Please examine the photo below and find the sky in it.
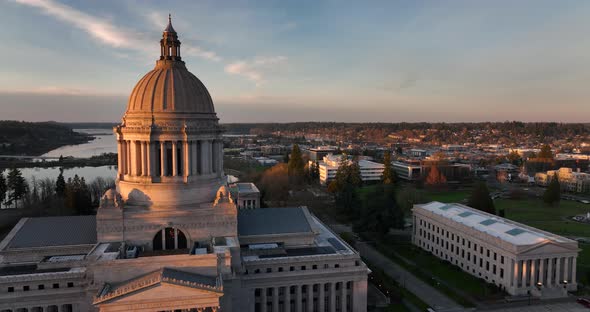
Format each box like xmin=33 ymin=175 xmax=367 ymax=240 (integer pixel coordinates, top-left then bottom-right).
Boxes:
xmin=1 ymin=0 xmax=590 ymax=123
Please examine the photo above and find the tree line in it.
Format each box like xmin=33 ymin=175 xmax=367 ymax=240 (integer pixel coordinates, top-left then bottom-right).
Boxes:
xmin=0 ymin=168 xmax=114 ymax=216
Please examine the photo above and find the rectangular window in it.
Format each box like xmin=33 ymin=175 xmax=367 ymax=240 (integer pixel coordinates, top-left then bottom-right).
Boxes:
xmin=38 ymin=285 xmax=44 ymax=290
xmin=52 ymin=283 xmax=59 ymax=289
xmin=7 ymin=287 xmax=13 ymax=292
xmin=23 ymin=285 xmax=30 ymax=291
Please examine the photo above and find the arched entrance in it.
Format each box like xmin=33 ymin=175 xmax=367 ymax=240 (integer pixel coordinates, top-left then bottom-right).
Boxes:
xmin=153 ymin=227 xmax=187 ymax=250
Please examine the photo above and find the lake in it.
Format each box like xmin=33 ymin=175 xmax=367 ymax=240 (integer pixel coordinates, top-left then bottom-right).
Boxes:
xmin=42 ymin=128 xmax=117 ymax=158
xmin=20 ymin=129 xmax=118 ymax=184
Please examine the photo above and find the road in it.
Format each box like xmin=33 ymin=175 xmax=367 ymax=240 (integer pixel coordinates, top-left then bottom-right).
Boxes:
xmin=485 ymin=301 xmax=586 ymax=312
xmin=355 ymin=241 xmax=466 ymax=312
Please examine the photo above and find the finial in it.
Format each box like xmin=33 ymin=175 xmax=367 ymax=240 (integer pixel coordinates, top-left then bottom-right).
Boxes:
xmin=169 ymin=13 xmax=171 ymax=23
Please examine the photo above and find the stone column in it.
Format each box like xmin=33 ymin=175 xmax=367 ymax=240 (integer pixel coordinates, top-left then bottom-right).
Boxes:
xmin=174 ymin=228 xmax=178 ymax=249
xmin=341 ymin=282 xmax=347 ymax=312
xmin=117 ymin=140 xmax=123 ymax=178
xmin=183 ymin=140 xmax=190 ymax=178
xmin=513 ymin=260 xmax=519 ymax=288
xmin=211 ymin=140 xmax=217 ymax=174
xmin=307 ymin=284 xmax=314 ymax=312
xmin=209 ymin=139 xmax=214 ymax=173
xmin=191 ymin=141 xmax=198 ymax=175
xmin=141 ymin=142 xmax=147 ymax=176
xmin=530 ymin=259 xmax=536 ymax=286
xmin=352 ymin=280 xmax=368 ymax=312
xmin=160 ymin=141 xmax=167 ymax=177
xmin=125 ymin=141 xmax=131 ymax=175
xmin=318 ymin=283 xmax=325 ymax=312
xmin=218 ymin=140 xmax=224 ymax=175
xmin=547 ymin=258 xmax=553 ymax=286
xmin=564 ymin=256 xmax=570 ymax=283
xmin=147 ymin=142 xmax=154 ymax=177
xmin=172 ymin=141 xmax=178 ymax=176
xmin=572 ymin=257 xmax=577 ymax=284
xmin=285 ymin=286 xmax=291 ymax=312
xmin=556 ymin=257 xmax=562 ymax=284
xmin=261 ymin=288 xmax=267 ymax=312
xmin=272 ymin=287 xmax=279 ymax=312
xmin=295 ymin=284 xmax=302 ymax=312
xmin=539 ymin=258 xmax=545 ymax=286
xmin=330 ymin=283 xmax=336 ymax=312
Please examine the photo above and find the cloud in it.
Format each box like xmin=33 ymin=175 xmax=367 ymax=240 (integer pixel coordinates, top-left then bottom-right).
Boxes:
xmin=0 ymin=86 xmax=124 ymax=96
xmin=224 ymin=56 xmax=287 ymax=85
xmin=12 ymin=0 xmax=221 ymax=61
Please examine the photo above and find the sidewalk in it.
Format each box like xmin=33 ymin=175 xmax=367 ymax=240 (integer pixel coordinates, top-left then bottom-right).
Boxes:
xmin=356 ymin=241 xmax=467 ymax=312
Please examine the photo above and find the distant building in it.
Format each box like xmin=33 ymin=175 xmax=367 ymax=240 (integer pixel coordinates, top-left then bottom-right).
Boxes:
xmin=535 ymin=167 xmax=590 ymax=193
xmin=260 ymin=145 xmax=286 ymax=156
xmin=229 ymin=183 xmax=261 ymax=209
xmin=392 ymin=160 xmax=423 ymax=181
xmin=318 ymin=154 xmax=384 ymax=185
xmin=409 ymin=149 xmax=427 ymax=158
xmin=307 ymin=146 xmax=339 ymax=162
xmin=413 ymin=202 xmax=578 ymax=298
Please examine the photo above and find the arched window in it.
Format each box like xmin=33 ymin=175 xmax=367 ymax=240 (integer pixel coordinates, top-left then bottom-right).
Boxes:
xmin=153 ymin=227 xmax=188 ymax=250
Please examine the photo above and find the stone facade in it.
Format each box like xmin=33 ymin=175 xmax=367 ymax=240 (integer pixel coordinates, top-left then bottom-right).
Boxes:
xmin=0 ymin=17 xmax=368 ymax=312
xmin=412 ymin=202 xmax=579 ymax=298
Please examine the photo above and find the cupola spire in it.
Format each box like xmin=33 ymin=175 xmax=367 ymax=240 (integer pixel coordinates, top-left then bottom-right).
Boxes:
xmin=160 ymin=14 xmax=181 ymax=61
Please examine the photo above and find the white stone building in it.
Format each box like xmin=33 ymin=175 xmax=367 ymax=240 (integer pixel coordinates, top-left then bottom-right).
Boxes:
xmin=229 ymin=183 xmax=260 ymax=209
xmin=317 ymin=154 xmax=384 ymax=185
xmin=412 ymin=202 xmax=579 ymax=298
xmin=535 ymin=167 xmax=590 ymax=193
xmin=0 ymin=18 xmax=368 ymax=312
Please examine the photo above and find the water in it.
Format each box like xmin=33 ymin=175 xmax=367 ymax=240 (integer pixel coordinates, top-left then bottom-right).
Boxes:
xmin=19 ymin=129 xmax=119 ymax=184
xmin=42 ymin=128 xmax=117 ymax=158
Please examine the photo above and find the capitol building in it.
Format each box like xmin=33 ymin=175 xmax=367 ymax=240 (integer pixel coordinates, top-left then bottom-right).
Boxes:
xmin=0 ymin=18 xmax=368 ymax=312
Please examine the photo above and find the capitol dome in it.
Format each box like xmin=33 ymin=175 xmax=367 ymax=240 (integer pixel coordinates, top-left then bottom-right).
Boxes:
xmin=124 ymin=16 xmax=215 ymax=116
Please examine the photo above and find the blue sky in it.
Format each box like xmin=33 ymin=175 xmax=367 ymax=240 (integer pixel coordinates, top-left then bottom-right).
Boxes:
xmin=1 ymin=0 xmax=590 ymax=122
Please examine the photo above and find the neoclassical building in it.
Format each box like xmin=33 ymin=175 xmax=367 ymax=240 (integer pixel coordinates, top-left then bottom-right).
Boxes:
xmin=413 ymin=201 xmax=579 ymax=298
xmin=0 ymin=18 xmax=368 ymax=312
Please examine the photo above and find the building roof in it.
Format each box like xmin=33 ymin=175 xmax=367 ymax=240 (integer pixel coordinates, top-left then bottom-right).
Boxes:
xmin=7 ymin=215 xmax=96 ymax=249
xmin=415 ymin=202 xmax=572 ymax=246
xmin=238 ymin=207 xmax=312 ymax=236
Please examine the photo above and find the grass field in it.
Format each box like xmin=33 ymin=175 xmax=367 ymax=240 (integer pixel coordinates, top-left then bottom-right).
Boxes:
xmin=497 ymin=198 xmax=590 ymax=237
xmin=374 ymin=235 xmax=501 ymax=305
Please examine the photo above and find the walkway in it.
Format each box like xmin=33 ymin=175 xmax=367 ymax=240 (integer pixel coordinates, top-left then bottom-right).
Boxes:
xmin=355 ymin=241 xmax=466 ymax=312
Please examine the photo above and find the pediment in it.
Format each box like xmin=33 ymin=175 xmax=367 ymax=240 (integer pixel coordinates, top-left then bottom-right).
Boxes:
xmin=100 ymin=282 xmax=222 ymax=304
xmin=520 ymin=241 xmax=578 ymax=256
xmin=94 ymin=267 xmax=223 ymax=307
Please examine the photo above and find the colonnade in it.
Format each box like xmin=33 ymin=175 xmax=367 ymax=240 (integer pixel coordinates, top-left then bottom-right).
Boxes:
xmin=254 ymin=281 xmax=353 ymax=312
xmin=157 ymin=307 xmax=218 ymax=312
xmin=1 ymin=304 xmax=74 ymax=312
xmin=511 ymin=256 xmax=576 ymax=289
xmin=117 ymin=139 xmax=223 ymax=180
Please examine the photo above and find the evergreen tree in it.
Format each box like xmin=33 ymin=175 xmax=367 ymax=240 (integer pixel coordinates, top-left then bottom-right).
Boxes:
xmin=382 ymin=151 xmax=395 ymax=184
xmin=0 ymin=170 xmax=6 ymax=207
xmin=6 ymin=168 xmax=27 ymax=208
xmin=287 ymin=144 xmax=305 ymax=177
xmin=543 ymin=175 xmax=561 ymax=205
xmin=55 ymin=170 xmax=66 ymax=197
xmin=467 ymin=181 xmax=495 ymax=214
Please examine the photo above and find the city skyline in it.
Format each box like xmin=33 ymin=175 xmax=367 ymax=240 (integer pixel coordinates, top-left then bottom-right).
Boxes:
xmin=2 ymin=0 xmax=590 ymax=123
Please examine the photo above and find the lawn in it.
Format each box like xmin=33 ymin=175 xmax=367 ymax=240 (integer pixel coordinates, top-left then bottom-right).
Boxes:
xmin=375 ymin=235 xmax=502 ymax=305
xmin=481 ymin=198 xmax=590 ymax=285
xmin=496 ymin=198 xmax=590 ymax=237
xmin=424 ymin=190 xmax=470 ymax=203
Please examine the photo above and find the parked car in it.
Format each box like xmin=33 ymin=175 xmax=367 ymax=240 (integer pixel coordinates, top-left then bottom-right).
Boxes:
xmin=577 ymin=297 xmax=590 ymax=308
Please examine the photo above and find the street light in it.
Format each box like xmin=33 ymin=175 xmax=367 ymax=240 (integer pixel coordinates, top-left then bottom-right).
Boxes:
xmin=563 ymin=280 xmax=568 ymax=290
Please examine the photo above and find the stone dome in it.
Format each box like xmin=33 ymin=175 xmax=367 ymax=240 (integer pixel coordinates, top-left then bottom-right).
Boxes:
xmin=125 ymin=16 xmax=215 ymax=116
xmin=126 ymin=61 xmax=215 ymax=115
